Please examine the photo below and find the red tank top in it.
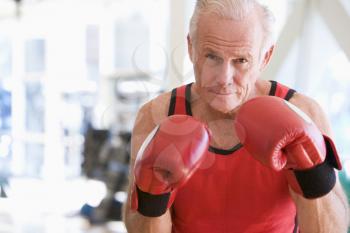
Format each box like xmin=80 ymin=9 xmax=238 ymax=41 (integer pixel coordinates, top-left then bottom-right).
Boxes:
xmin=168 ymin=81 xmax=299 ymax=233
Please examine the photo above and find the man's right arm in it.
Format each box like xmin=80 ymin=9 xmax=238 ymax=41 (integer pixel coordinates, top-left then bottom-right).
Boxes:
xmin=123 ymin=98 xmax=173 ymax=233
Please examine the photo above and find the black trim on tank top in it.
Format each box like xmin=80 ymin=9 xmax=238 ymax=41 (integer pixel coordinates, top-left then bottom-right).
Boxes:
xmin=168 ymin=88 xmax=177 ymax=116
xmin=185 ymin=83 xmax=193 ymax=116
xmin=285 ymin=89 xmax=296 ymax=101
xmin=269 ymin=80 xmax=277 ymax=96
xmin=209 ymin=143 xmax=243 ymax=155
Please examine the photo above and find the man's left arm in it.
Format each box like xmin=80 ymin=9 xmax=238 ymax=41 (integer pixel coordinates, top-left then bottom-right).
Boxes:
xmin=289 ymin=93 xmax=349 ymax=233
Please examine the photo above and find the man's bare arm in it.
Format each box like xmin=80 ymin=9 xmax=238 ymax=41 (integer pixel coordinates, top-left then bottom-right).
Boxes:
xmin=123 ymin=94 xmax=173 ymax=233
xmin=289 ymin=93 xmax=349 ymax=233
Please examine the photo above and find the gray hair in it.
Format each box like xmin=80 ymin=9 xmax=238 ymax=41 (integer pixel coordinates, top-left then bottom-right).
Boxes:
xmin=189 ymin=0 xmax=276 ymax=53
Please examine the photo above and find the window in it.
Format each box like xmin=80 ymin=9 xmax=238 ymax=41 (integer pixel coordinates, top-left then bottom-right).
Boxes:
xmin=0 ymin=37 xmax=12 ymax=78
xmin=86 ymin=25 xmax=100 ymax=81
xmin=25 ymin=82 xmax=44 ymax=133
xmin=0 ymin=87 xmax=11 ymax=131
xmin=25 ymin=39 xmax=46 ymax=73
xmin=114 ymin=15 xmax=150 ymax=70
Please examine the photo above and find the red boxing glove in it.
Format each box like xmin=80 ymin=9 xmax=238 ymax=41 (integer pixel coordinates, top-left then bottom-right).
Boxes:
xmin=234 ymin=96 xmax=342 ymax=198
xmin=131 ymin=115 xmax=210 ymax=216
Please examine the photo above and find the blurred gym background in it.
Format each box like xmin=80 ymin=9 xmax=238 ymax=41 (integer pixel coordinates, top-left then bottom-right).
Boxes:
xmin=0 ymin=0 xmax=349 ymax=232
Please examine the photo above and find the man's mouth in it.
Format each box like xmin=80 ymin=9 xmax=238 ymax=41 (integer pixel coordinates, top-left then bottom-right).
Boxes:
xmin=211 ymin=91 xmax=232 ymax=95
xmin=207 ymin=87 xmax=237 ymax=95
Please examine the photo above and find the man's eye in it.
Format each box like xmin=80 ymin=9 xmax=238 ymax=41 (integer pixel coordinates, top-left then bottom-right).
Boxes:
xmin=206 ymin=54 xmax=219 ymax=61
xmin=235 ymin=58 xmax=248 ymax=64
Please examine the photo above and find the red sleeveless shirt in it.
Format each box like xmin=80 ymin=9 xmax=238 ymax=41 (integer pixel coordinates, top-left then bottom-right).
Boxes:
xmin=168 ymin=81 xmax=300 ymax=233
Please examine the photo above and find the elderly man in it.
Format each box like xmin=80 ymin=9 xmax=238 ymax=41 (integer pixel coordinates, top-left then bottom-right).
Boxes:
xmin=123 ymin=0 xmax=349 ymax=232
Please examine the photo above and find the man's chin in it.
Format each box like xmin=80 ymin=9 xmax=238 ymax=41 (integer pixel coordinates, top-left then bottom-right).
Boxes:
xmin=208 ymin=100 xmax=240 ymax=114
xmin=201 ymin=91 xmax=245 ymax=114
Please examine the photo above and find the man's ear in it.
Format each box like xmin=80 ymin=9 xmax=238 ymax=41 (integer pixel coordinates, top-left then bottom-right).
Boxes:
xmin=260 ymin=45 xmax=274 ymax=71
xmin=187 ymin=34 xmax=194 ymax=62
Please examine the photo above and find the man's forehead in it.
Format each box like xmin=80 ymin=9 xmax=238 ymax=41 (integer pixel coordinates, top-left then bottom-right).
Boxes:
xmin=197 ymin=11 xmax=261 ymax=34
xmin=195 ymin=13 xmax=263 ymax=48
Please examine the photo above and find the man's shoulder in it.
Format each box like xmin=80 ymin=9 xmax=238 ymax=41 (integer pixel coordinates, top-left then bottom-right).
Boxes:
xmin=138 ymin=90 xmax=173 ymax=126
xmin=288 ymin=92 xmax=323 ymax=117
xmin=288 ymin=92 xmax=331 ymax=134
xmin=256 ymin=80 xmax=323 ymax=118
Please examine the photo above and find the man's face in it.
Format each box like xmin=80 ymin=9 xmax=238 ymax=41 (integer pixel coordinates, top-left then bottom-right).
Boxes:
xmin=189 ymin=11 xmax=269 ymax=113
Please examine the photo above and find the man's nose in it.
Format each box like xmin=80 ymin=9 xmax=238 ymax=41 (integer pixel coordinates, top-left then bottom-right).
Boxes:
xmin=216 ymin=62 xmax=235 ymax=85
